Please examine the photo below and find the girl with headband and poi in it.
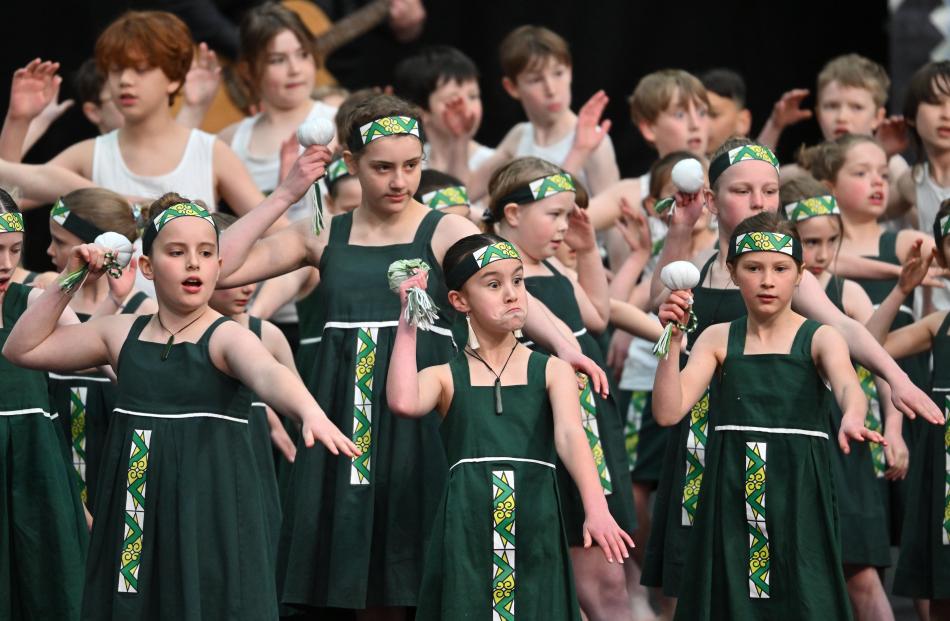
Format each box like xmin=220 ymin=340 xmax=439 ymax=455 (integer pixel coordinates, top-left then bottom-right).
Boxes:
xmin=653 ymin=211 xmax=882 ymax=619
xmin=0 ymin=188 xmax=88 ymax=621
xmin=641 ymin=138 xmax=944 ymax=604
xmin=214 ymin=94 xmax=607 ymax=617
xmin=3 ymin=173 xmax=358 ymax=619
xmin=387 ymin=233 xmax=632 ymax=621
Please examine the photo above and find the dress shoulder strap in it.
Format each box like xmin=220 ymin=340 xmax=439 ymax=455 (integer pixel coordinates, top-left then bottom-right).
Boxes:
xmin=526 ymin=350 xmax=550 ymax=386
xmin=698 ymin=253 xmax=718 ymax=284
xmin=122 ymin=291 xmax=150 ymax=314
xmin=936 ymin=310 xmax=950 ymax=338
xmin=790 ymin=319 xmax=821 ymax=358
xmin=248 ymin=315 xmax=263 ymax=339
xmin=327 ymin=210 xmax=354 ymax=245
xmin=725 ymin=317 xmax=747 ymax=357
xmin=411 ymin=208 xmax=445 ymax=246
xmin=197 ymin=316 xmax=233 ymax=346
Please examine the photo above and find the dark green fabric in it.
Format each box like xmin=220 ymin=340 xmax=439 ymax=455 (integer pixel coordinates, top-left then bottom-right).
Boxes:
xmin=278 ymin=209 xmax=457 ymax=610
xmin=893 ymin=311 xmax=950 ymax=598
xmin=618 ymin=389 xmax=670 ymax=483
xmin=674 ymin=319 xmax=851 ymax=620
xmin=415 ymin=351 xmax=580 ymax=620
xmin=82 ymin=315 xmax=277 ymax=620
xmin=0 ymin=282 xmax=87 ymax=621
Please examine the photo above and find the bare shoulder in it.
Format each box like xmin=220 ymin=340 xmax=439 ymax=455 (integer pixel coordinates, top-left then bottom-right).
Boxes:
xmin=260 ymin=318 xmax=291 ymax=351
xmin=431 ymin=212 xmax=480 ymax=262
xmin=216 ymin=121 xmax=240 ymax=145
xmin=544 ymin=354 xmax=574 ymax=385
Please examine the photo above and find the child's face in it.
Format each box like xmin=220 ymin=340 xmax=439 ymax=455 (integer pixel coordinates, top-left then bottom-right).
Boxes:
xmin=106 ymin=64 xmax=179 ymax=121
xmin=730 ymin=251 xmax=802 ymax=316
xmin=349 ymin=136 xmax=423 ymax=214
xmin=640 ymin=92 xmax=709 ymax=157
xmin=914 ymin=88 xmax=950 ymax=153
xmin=425 ymin=78 xmax=483 ymax=139
xmin=259 ymin=29 xmax=316 ymax=110
xmin=816 ymin=81 xmax=884 ymax=140
xmin=452 ymin=259 xmax=526 ymax=334
xmin=0 ymin=232 xmax=24 ymax=295
xmin=47 ymin=220 xmax=82 ymax=272
xmin=706 ymin=92 xmax=749 ymax=155
xmin=506 ymin=57 xmax=572 ymax=125
xmin=84 ymin=85 xmax=124 ymax=133
xmin=209 ymin=281 xmax=258 ymax=317
xmin=795 ymin=216 xmax=841 ymax=277
xmin=503 ymin=192 xmax=574 ymax=262
xmin=709 ymin=161 xmax=780 ymax=235
xmin=326 ymin=177 xmax=362 ymax=215
xmin=831 ymin=142 xmax=888 ymax=220
xmin=554 ymin=236 xmax=577 ymax=269
xmin=141 ymin=219 xmax=220 ymax=310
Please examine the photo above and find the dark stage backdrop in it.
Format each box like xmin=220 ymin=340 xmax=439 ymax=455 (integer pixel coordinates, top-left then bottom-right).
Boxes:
xmin=1 ymin=0 xmax=892 ymax=271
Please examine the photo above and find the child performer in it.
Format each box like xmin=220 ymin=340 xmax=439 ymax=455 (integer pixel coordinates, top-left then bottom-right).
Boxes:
xmin=0 ymin=189 xmax=87 ymax=621
xmin=654 ymin=212 xmax=882 ymax=620
xmin=386 ymin=233 xmax=633 ymax=620
xmin=3 ymin=192 xmax=357 ymax=619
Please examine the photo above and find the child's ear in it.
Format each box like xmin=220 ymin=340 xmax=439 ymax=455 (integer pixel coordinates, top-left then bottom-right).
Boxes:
xmin=166 ymin=79 xmax=182 ymax=98
xmin=871 ymin=106 xmax=887 ymax=132
xmin=501 ymin=77 xmax=520 ymax=100
xmin=342 ymin=151 xmax=357 ymax=174
xmin=637 ymin=120 xmax=657 ymax=145
xmin=82 ymin=102 xmax=102 ymax=128
xmin=137 ymin=255 xmax=155 ymax=281
xmin=704 ymin=187 xmax=718 ymax=216
xmin=447 ymin=289 xmax=470 ymax=314
xmin=502 ymin=202 xmax=521 ymax=227
xmin=736 ymin=109 xmax=752 ymax=137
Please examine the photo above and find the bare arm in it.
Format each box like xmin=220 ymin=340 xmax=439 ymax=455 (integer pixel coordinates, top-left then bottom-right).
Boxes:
xmin=211 ymin=140 xmax=266 ymax=216
xmin=651 ymin=312 xmax=723 ymax=427
xmin=831 ymin=253 xmax=901 ymax=280
xmin=0 ymin=159 xmax=93 ymax=206
xmin=465 ymin=125 xmax=521 ymax=203
xmin=249 ymin=268 xmax=315 ymax=319
xmin=175 ymin=42 xmax=220 ymax=130
xmin=609 ymin=299 xmax=664 ymax=341
xmin=559 ymin=206 xmax=610 ymax=331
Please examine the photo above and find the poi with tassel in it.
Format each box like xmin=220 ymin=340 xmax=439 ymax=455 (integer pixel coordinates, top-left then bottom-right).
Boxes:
xmin=296 ymin=117 xmax=337 ymax=236
xmin=59 ymin=231 xmax=134 ymax=293
xmin=387 ymin=259 xmax=440 ymax=331
xmin=653 ymin=260 xmax=701 ymax=358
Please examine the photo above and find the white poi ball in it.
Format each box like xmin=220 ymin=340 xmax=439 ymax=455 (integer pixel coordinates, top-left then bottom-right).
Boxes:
xmin=671 ymin=158 xmax=705 ymax=194
xmin=660 ymin=260 xmax=701 ymax=291
xmin=296 ymin=118 xmax=336 ymax=147
xmin=94 ymin=231 xmax=134 ymax=268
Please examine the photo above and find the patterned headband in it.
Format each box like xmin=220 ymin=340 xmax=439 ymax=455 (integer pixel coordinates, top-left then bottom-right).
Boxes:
xmin=445 ymin=240 xmax=521 ymax=291
xmin=141 ymin=202 xmax=218 ymax=255
xmin=347 ymin=116 xmax=424 ymax=152
xmin=783 ymin=195 xmax=839 ymax=222
xmin=708 ymin=144 xmax=780 ymax=187
xmin=934 ymin=213 xmax=950 ymax=244
xmin=326 ymin=158 xmax=351 ymax=184
xmin=728 ymin=231 xmax=803 ymax=263
xmin=487 ymin=172 xmax=577 ymax=223
xmin=0 ymin=212 xmax=24 ymax=233
xmin=51 ymin=197 xmax=105 ymax=243
xmin=420 ymin=185 xmax=469 ymax=210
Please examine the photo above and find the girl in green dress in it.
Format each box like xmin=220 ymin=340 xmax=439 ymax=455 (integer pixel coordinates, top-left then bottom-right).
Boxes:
xmin=654 ymin=212 xmax=882 ymax=620
xmin=0 ymin=189 xmax=88 ymax=621
xmin=3 ymin=186 xmax=358 ymax=620
xmin=485 ymin=156 xmax=638 ymax=620
xmin=782 ymin=175 xmax=907 ymax=620
xmin=386 ymin=233 xmax=633 ymax=621
xmin=215 ymin=94 xmax=607 ymax=618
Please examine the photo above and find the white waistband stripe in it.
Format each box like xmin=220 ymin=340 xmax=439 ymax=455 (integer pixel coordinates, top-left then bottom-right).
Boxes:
xmin=322 ymin=320 xmax=454 ymax=339
xmin=299 ymin=337 xmax=322 ymax=345
xmin=48 ymin=373 xmax=112 ymax=383
xmin=0 ymin=407 xmax=55 ymax=419
xmin=114 ymin=408 xmax=248 ymax=425
xmin=522 ymin=327 xmax=587 ymax=349
xmin=715 ymin=425 xmax=829 ymax=439
xmin=450 ymin=456 xmax=556 ymax=471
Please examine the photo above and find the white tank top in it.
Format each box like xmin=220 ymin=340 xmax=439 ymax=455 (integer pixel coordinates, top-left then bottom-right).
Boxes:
xmin=915 ymin=162 xmax=950 ymax=310
xmin=92 ymin=129 xmax=217 ymax=209
xmin=421 ymin=142 xmax=496 ymax=172
xmin=514 ymin=122 xmax=589 ymax=189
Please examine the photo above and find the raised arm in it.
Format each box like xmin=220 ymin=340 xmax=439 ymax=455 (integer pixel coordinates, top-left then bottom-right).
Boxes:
xmin=865 ymin=239 xmax=933 ymax=343
xmin=609 ymin=299 xmax=664 ymax=341
xmin=249 ymin=268 xmax=316 ymax=319
xmin=560 ymin=207 xmax=610 ymax=331
xmin=649 ymin=191 xmax=706 ymax=307
xmin=0 ymin=159 xmax=93 ymax=206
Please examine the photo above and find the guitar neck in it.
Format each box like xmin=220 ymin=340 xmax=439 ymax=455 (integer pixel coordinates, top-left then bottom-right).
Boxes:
xmin=315 ymin=0 xmax=391 ymax=56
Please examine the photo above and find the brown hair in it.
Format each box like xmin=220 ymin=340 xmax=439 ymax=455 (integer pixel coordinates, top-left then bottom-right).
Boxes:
xmin=628 ymin=69 xmax=709 ymax=125
xmin=238 ymin=3 xmax=318 ymax=98
xmin=499 ymin=25 xmax=572 ymax=81
xmin=334 ymin=87 xmax=385 ymax=147
xmin=61 ymin=188 xmax=138 ymax=241
xmin=487 ymin=157 xmax=567 ymax=221
xmin=727 ymin=212 xmax=800 ymax=266
xmin=338 ymin=94 xmax=424 ymax=155
xmin=649 ymin=150 xmax=702 ymax=199
xmin=779 ymin=174 xmax=830 ymax=207
xmin=798 ymin=134 xmax=880 ymax=183
xmin=95 ymin=11 xmax=194 ymax=104
xmin=708 ymin=136 xmax=754 ymax=192
xmin=817 ymin=54 xmax=890 ymax=108
xmin=211 ymin=212 xmax=238 ymax=230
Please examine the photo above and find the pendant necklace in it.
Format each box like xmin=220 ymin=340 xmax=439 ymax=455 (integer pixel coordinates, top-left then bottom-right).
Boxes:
xmin=155 ymin=311 xmax=206 ymax=361
xmin=465 ymin=341 xmax=519 ymax=415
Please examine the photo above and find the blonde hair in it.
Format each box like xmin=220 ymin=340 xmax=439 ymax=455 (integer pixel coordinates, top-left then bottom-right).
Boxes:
xmin=628 ymin=69 xmax=709 ymax=124
xmin=817 ymin=54 xmax=890 ymax=108
xmin=61 ymin=188 xmax=138 ymax=241
xmin=499 ymin=25 xmax=571 ymax=81
xmin=487 ymin=157 xmax=566 ymax=221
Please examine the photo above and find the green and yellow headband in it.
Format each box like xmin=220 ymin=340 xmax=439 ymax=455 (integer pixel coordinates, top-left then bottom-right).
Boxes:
xmin=487 ymin=172 xmax=576 ymax=223
xmin=326 ymin=158 xmax=350 ymax=184
xmin=708 ymin=144 xmax=780 ymax=187
xmin=0 ymin=212 xmax=24 ymax=233
xmin=934 ymin=213 xmax=950 ymax=244
xmin=728 ymin=230 xmax=802 ymax=263
xmin=783 ymin=195 xmax=839 ymax=222
xmin=347 ymin=115 xmax=424 ymax=152
xmin=445 ymin=239 xmax=521 ymax=291
xmin=50 ymin=197 xmax=105 ymax=243
xmin=141 ymin=202 xmax=217 ymax=255
xmin=420 ymin=185 xmax=469 ymax=210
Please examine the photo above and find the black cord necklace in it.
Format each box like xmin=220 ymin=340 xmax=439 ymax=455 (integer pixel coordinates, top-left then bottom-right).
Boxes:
xmin=155 ymin=311 xmax=206 ymax=361
xmin=464 ymin=341 xmax=519 ymax=416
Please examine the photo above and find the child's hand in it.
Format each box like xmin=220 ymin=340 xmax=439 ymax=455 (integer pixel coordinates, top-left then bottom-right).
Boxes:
xmin=559 ymin=349 xmax=609 ymax=398
xmin=670 ymin=190 xmax=704 ymax=229
xmin=278 ymin=132 xmax=300 ymax=184
xmin=898 ymin=239 xmax=935 ymax=295
xmin=883 ymin=426 xmax=909 ymax=481
xmin=182 ymin=42 xmax=222 ymax=109
xmin=583 ymin=506 xmax=635 ymax=564
xmin=106 ymin=254 xmax=137 ymax=301
xmin=563 ymin=206 xmax=596 ymax=254
xmin=398 ymin=270 xmax=428 ymax=306
xmin=767 ymin=88 xmax=812 ymax=130
xmin=572 ymin=90 xmax=612 ymax=156
xmin=876 ymin=115 xmax=909 ymax=158
xmin=838 ymin=410 xmax=885 ymax=454
xmin=7 ymin=58 xmax=64 ymax=122
xmin=658 ymin=289 xmax=693 ymax=333
xmin=301 ymin=411 xmax=361 ymax=457
xmin=613 ymin=197 xmax=651 ymax=256
xmin=268 ymin=406 xmax=298 ymax=463
xmin=606 ymin=330 xmax=633 ymax=382
xmin=279 ymin=144 xmax=331 ymax=201
xmin=441 ymin=95 xmax=478 ymax=138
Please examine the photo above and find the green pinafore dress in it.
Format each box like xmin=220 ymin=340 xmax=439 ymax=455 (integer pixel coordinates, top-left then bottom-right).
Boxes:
xmin=674 ymin=319 xmax=851 ymax=620
xmin=294 ymin=282 xmax=323 ymax=383
xmin=82 ymin=315 xmax=278 ymax=620
xmin=523 ymin=260 xmax=637 ymax=544
xmin=641 ymin=253 xmax=746 ymax=595
xmin=852 ymin=231 xmax=930 ymax=542
xmin=278 ymin=209 xmax=457 ymax=610
xmin=416 ymin=351 xmax=581 ymax=620
xmin=824 ymin=276 xmax=890 ymax=567
xmin=50 ymin=291 xmax=149 ymax=510
xmin=892 ymin=311 xmax=950 ymax=598
xmin=0 ymin=282 xmax=88 ymax=621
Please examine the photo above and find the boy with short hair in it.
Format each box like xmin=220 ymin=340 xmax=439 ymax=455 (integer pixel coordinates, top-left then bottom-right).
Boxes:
xmin=74 ymin=59 xmax=124 ymax=135
xmin=700 ymin=68 xmax=752 ymax=155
